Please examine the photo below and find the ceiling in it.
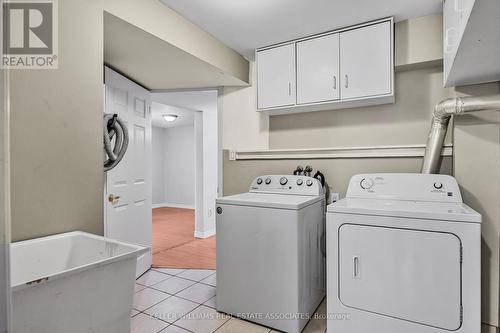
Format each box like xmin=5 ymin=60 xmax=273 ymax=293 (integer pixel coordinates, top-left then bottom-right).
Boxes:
xmin=151 ymin=102 xmax=196 ymax=128
xmin=104 ymin=12 xmax=248 ymax=90
xmin=160 ymin=0 xmax=442 ymax=59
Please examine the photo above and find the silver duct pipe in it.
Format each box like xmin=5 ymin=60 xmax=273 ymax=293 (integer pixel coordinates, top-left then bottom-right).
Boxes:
xmin=421 ymin=95 xmax=500 ymax=174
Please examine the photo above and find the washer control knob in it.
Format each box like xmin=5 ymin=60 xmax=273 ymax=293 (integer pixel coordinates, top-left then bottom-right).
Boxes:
xmin=434 ymin=182 xmax=443 ymax=190
xmin=306 ymin=179 xmax=313 ymax=187
xmin=265 ymin=178 xmax=272 ymax=185
xmin=360 ymin=178 xmax=374 ymax=190
xmin=280 ymin=177 xmax=288 ymax=185
xmin=296 ymin=179 xmax=303 ymax=186
xmin=256 ymin=178 xmax=263 ymax=185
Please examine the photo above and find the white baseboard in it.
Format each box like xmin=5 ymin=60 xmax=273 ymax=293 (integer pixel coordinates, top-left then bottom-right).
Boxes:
xmin=152 ymin=202 xmax=195 ymax=210
xmin=194 ymin=228 xmax=216 ymax=239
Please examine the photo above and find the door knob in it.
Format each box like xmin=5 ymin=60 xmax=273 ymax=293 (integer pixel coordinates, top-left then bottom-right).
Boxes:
xmin=108 ymin=194 xmax=120 ymax=203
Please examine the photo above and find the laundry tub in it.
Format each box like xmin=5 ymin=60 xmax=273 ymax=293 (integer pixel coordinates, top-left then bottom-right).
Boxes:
xmin=10 ymin=231 xmax=148 ymax=333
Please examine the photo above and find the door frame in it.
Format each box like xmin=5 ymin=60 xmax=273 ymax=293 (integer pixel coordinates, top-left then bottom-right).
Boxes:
xmin=150 ymin=88 xmax=223 ymax=239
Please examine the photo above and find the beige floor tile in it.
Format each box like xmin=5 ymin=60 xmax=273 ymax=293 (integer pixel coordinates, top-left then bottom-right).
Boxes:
xmin=160 ymin=324 xmax=191 ymax=332
xmin=134 ymin=288 xmax=170 ymax=311
xmin=154 ymin=268 xmax=186 ymax=276
xmin=200 ymin=273 xmax=216 ymax=287
xmin=203 ymin=296 xmax=216 ymax=309
xmin=136 ymin=284 xmax=147 ymax=293
xmin=131 ymin=313 xmax=169 ymax=333
xmin=145 ymin=295 xmax=199 ymax=323
xmin=215 ymin=318 xmax=271 ymax=333
xmin=175 ymin=305 xmax=230 ymax=333
xmin=177 ymin=269 xmax=215 ymax=282
xmin=152 ymin=276 xmax=196 ymax=295
xmin=137 ymin=270 xmax=172 ymax=287
xmin=177 ymin=283 xmax=216 ymax=303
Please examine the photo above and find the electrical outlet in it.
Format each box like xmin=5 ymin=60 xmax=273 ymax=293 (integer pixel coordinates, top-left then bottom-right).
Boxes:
xmin=329 ymin=190 xmax=340 ymax=204
xmin=229 ymin=150 xmax=236 ymax=161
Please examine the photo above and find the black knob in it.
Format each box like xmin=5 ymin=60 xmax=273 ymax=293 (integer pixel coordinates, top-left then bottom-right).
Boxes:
xmin=296 ymin=179 xmax=303 ymax=186
xmin=280 ymin=177 xmax=288 ymax=185
xmin=256 ymin=178 xmax=263 ymax=185
xmin=306 ymin=179 xmax=313 ymax=187
xmin=265 ymin=178 xmax=272 ymax=185
xmin=434 ymin=182 xmax=443 ymax=189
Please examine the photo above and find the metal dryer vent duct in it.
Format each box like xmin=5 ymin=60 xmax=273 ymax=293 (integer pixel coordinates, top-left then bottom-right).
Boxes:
xmin=421 ymin=94 xmax=500 ymax=174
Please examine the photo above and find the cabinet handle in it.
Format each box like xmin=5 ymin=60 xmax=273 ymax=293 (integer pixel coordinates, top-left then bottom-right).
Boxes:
xmin=333 ymin=75 xmax=337 ymax=90
xmin=288 ymin=82 xmax=292 ymax=96
xmin=353 ymin=256 xmax=360 ymax=278
xmin=345 ymin=75 xmax=349 ymax=88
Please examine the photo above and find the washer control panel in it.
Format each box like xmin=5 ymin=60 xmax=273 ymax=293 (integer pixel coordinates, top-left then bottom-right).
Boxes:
xmin=249 ymin=175 xmax=322 ymax=196
xmin=346 ymin=173 xmax=463 ymax=203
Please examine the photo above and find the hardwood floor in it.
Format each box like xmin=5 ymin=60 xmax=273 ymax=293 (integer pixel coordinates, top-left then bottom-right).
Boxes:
xmin=152 ymin=207 xmax=216 ymax=270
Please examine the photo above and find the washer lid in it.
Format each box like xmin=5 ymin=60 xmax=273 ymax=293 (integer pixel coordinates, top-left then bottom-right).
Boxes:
xmin=328 ymin=198 xmax=481 ymax=223
xmin=217 ymin=192 xmax=323 ymax=210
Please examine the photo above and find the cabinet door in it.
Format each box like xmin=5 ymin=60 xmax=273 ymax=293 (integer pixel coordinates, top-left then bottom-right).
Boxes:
xmin=340 ymin=21 xmax=392 ymax=100
xmin=297 ymin=33 xmax=340 ymax=104
xmin=339 ymin=224 xmax=462 ymax=330
xmin=257 ymin=44 xmax=296 ymax=109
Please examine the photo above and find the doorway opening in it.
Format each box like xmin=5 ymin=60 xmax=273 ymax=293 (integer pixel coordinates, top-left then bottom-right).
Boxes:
xmin=104 ymin=69 xmax=221 ymax=276
xmin=150 ymin=96 xmax=217 ymax=270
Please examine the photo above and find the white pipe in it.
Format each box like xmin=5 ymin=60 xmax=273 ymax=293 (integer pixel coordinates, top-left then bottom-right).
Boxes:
xmin=421 ymin=95 xmax=500 ymax=174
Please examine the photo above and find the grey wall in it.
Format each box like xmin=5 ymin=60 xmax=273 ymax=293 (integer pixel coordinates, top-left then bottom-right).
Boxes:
xmin=269 ymin=67 xmax=454 ymax=149
xmin=152 ymin=125 xmax=195 ymax=208
xmin=0 ymin=66 xmax=10 ymax=333
xmin=10 ymin=0 xmax=104 ymax=242
xmin=152 ymin=126 xmax=166 ymax=204
xmin=454 ymin=92 xmax=500 ymax=329
xmin=223 ymin=152 xmax=453 ymax=198
xmin=164 ymin=125 xmax=195 ymax=207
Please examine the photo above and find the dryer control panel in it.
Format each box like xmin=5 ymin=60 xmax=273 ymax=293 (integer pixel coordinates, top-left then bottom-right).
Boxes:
xmin=249 ymin=175 xmax=322 ymax=196
xmin=346 ymin=173 xmax=463 ymax=203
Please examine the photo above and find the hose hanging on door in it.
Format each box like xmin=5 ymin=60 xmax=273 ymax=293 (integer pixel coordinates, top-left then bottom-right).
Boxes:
xmin=104 ymin=113 xmax=129 ymax=172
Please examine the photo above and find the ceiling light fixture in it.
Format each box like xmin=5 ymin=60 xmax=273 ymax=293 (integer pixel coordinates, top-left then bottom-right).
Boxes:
xmin=163 ymin=114 xmax=178 ymax=122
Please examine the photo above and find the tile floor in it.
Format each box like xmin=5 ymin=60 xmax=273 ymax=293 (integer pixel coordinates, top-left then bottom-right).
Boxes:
xmin=132 ymin=268 xmax=327 ymax=333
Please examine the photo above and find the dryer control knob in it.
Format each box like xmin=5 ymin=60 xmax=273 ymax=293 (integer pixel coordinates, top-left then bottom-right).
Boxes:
xmin=296 ymin=179 xmax=303 ymax=186
xmin=265 ymin=178 xmax=272 ymax=185
xmin=306 ymin=179 xmax=313 ymax=187
xmin=434 ymin=182 xmax=443 ymax=189
xmin=280 ymin=177 xmax=288 ymax=185
xmin=256 ymin=178 xmax=263 ymax=185
xmin=360 ymin=178 xmax=374 ymax=189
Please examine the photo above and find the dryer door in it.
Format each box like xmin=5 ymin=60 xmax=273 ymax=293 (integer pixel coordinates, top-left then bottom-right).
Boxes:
xmin=339 ymin=224 xmax=462 ymax=330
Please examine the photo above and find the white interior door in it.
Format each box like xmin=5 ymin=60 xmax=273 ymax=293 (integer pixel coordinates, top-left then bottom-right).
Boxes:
xmin=105 ymin=67 xmax=152 ymax=277
xmin=297 ymin=33 xmax=340 ymax=104
xmin=340 ymin=21 xmax=392 ymax=100
xmin=257 ymin=44 xmax=296 ymax=109
xmin=339 ymin=224 xmax=462 ymax=330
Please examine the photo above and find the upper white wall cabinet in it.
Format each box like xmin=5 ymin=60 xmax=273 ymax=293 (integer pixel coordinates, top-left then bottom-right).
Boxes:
xmin=443 ymin=0 xmax=500 ymax=87
xmin=257 ymin=43 xmax=296 ymax=109
xmin=257 ymin=18 xmax=394 ymax=115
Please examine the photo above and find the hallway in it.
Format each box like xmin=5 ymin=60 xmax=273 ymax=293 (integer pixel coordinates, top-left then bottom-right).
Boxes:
xmin=152 ymin=207 xmax=216 ymax=270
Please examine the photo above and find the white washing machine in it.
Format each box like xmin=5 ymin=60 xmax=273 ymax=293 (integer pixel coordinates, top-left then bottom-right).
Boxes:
xmin=326 ymin=173 xmax=481 ymax=333
xmin=216 ymin=175 xmax=326 ymax=333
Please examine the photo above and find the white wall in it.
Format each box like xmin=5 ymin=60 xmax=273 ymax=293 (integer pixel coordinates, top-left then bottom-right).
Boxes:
xmin=152 ymin=124 xmax=195 ymax=208
xmin=164 ymin=125 xmax=195 ymax=207
xmin=152 ymin=126 xmax=166 ymax=204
